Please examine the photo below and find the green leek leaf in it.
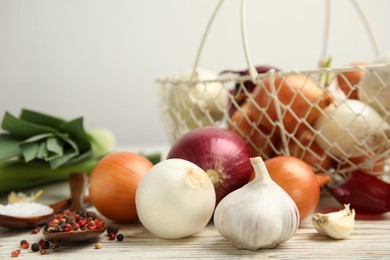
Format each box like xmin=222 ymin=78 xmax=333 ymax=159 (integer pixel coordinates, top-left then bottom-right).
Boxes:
xmin=1 ymin=112 xmax=57 ymax=139
xmin=20 ymin=142 xmax=40 ymax=162
xmin=20 ymin=109 xmax=66 ymax=129
xmin=46 ymin=137 xmax=64 ymax=156
xmin=0 ymin=134 xmax=21 ymax=160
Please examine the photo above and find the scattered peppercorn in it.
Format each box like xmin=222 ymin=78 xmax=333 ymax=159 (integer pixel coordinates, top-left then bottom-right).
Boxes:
xmin=11 ymin=249 xmax=21 ymax=257
xmin=107 ymin=226 xmax=119 ymax=235
xmin=32 ymin=227 xmax=40 ymax=234
xmin=31 ymin=243 xmax=40 ymax=252
xmin=20 ymin=239 xmax=29 ymax=249
xmin=40 ymin=248 xmax=46 ymax=255
xmin=95 ymin=242 xmax=103 ymax=249
xmin=40 ymin=240 xmax=50 ymax=249
xmin=116 ymin=233 xmax=124 ymax=241
xmin=108 ymin=232 xmax=116 ymax=240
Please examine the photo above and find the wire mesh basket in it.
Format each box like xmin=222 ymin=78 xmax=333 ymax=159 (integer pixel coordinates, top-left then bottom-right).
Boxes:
xmin=157 ymin=0 xmax=390 ymax=183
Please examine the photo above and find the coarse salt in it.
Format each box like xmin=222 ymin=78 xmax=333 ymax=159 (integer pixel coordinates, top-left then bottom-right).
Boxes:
xmin=0 ymin=202 xmax=53 ymax=217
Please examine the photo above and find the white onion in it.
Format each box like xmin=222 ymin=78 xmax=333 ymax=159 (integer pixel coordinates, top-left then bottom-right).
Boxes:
xmin=135 ymin=158 xmax=216 ymax=239
xmin=167 ymin=69 xmax=229 ymax=136
xmin=358 ymin=53 xmax=390 ymax=122
xmin=314 ymin=99 xmax=390 ymax=158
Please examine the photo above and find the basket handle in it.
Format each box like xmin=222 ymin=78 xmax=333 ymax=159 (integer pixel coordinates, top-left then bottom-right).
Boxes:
xmin=321 ymin=0 xmax=381 ymax=61
xmin=191 ymin=0 xmax=381 ymax=81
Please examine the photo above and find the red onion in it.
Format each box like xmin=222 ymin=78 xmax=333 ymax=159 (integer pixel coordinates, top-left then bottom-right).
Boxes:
xmin=167 ymin=127 xmax=253 ymax=205
xmin=326 ymin=171 xmax=390 ymax=215
xmin=221 ymin=65 xmax=281 ymax=116
xmin=220 ymin=65 xmax=281 ymax=93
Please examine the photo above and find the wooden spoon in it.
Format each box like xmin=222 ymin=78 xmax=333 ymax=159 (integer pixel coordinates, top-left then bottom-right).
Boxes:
xmin=43 ymin=173 xmax=106 ymax=243
xmin=0 ymin=197 xmax=91 ymax=229
xmin=0 ymin=181 xmax=92 ymax=230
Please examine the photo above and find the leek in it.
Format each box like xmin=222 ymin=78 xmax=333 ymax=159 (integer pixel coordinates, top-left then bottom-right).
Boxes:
xmin=0 ymin=109 xmax=116 ymax=195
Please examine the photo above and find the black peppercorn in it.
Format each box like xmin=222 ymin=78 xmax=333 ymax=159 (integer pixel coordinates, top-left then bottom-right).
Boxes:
xmin=107 ymin=226 xmax=119 ymax=235
xmin=116 ymin=233 xmax=124 ymax=241
xmin=31 ymin=243 xmax=40 ymax=252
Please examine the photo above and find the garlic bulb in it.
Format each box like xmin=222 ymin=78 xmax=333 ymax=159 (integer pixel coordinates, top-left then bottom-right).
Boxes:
xmin=213 ymin=157 xmax=300 ymax=250
xmin=167 ymin=69 xmax=229 ymax=136
xmin=135 ymin=158 xmax=216 ymax=239
xmin=312 ymin=204 xmax=355 ymax=239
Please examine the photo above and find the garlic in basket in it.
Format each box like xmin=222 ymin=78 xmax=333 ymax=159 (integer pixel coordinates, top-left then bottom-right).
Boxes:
xmin=167 ymin=69 xmax=229 ymax=133
xmin=213 ymin=157 xmax=300 ymax=250
xmin=312 ymin=204 xmax=356 ymax=240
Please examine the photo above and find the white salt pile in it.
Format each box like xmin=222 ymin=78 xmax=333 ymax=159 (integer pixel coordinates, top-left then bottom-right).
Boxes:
xmin=0 ymin=202 xmax=53 ymax=217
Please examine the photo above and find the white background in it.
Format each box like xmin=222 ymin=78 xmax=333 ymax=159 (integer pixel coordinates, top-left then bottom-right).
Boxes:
xmin=1 ymin=0 xmax=389 ymax=147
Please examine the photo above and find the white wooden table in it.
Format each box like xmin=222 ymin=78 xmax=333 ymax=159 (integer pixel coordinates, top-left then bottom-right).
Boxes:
xmin=1 ymin=145 xmax=389 ymax=259
xmin=1 ymin=181 xmax=389 ymax=259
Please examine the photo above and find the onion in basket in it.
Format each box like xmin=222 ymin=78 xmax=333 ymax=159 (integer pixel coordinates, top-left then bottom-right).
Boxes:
xmin=358 ymin=53 xmax=390 ymax=123
xmin=166 ymin=69 xmax=229 ymax=134
xmin=249 ymin=74 xmax=333 ymax=134
xmin=314 ymin=99 xmax=390 ymax=158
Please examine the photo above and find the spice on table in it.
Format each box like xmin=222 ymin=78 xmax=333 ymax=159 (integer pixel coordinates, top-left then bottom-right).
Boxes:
xmin=95 ymin=243 xmax=102 ymax=249
xmin=108 ymin=232 xmax=116 ymax=240
xmin=38 ymin=239 xmax=50 ymax=249
xmin=40 ymin=248 xmax=46 ymax=255
xmin=11 ymin=249 xmax=21 ymax=257
xmin=20 ymin=239 xmax=29 ymax=249
xmin=107 ymin=226 xmax=119 ymax=235
xmin=116 ymin=233 xmax=124 ymax=241
xmin=31 ymin=243 xmax=40 ymax=252
xmin=32 ymin=227 xmax=40 ymax=234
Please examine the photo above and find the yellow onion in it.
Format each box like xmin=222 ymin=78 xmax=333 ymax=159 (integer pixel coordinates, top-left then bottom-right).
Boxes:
xmin=89 ymin=152 xmax=153 ymax=223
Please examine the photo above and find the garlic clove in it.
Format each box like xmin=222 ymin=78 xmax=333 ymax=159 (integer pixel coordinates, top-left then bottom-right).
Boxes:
xmin=312 ymin=204 xmax=355 ymax=239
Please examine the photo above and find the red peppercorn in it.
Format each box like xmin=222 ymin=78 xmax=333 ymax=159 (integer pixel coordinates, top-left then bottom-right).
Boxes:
xmin=108 ymin=232 xmax=116 ymax=240
xmin=40 ymin=248 xmax=46 ymax=255
xmin=20 ymin=239 xmax=29 ymax=249
xmin=64 ymin=223 xmax=74 ymax=232
xmin=96 ymin=220 xmax=105 ymax=229
xmin=11 ymin=250 xmax=20 ymax=257
xmin=87 ymin=225 xmax=97 ymax=231
xmin=78 ymin=219 xmax=86 ymax=227
xmin=32 ymin=227 xmax=40 ymax=234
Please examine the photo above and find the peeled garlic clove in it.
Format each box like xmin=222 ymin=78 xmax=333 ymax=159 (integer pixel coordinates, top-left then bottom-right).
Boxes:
xmin=213 ymin=157 xmax=300 ymax=250
xmin=312 ymin=204 xmax=356 ymax=239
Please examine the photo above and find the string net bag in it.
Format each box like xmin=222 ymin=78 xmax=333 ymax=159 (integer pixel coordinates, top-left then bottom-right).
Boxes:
xmin=157 ymin=0 xmax=390 ymax=185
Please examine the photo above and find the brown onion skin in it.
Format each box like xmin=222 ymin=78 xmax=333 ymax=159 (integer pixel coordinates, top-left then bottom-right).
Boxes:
xmin=337 ymin=62 xmax=368 ymax=99
xmin=89 ymin=152 xmax=153 ymax=223
xmin=250 ymin=156 xmax=330 ymax=222
xmin=282 ymin=127 xmax=333 ymax=172
xmin=167 ymin=127 xmax=253 ymax=206
xmin=228 ymin=101 xmax=278 ymax=159
xmin=249 ymin=75 xmax=333 ymax=133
